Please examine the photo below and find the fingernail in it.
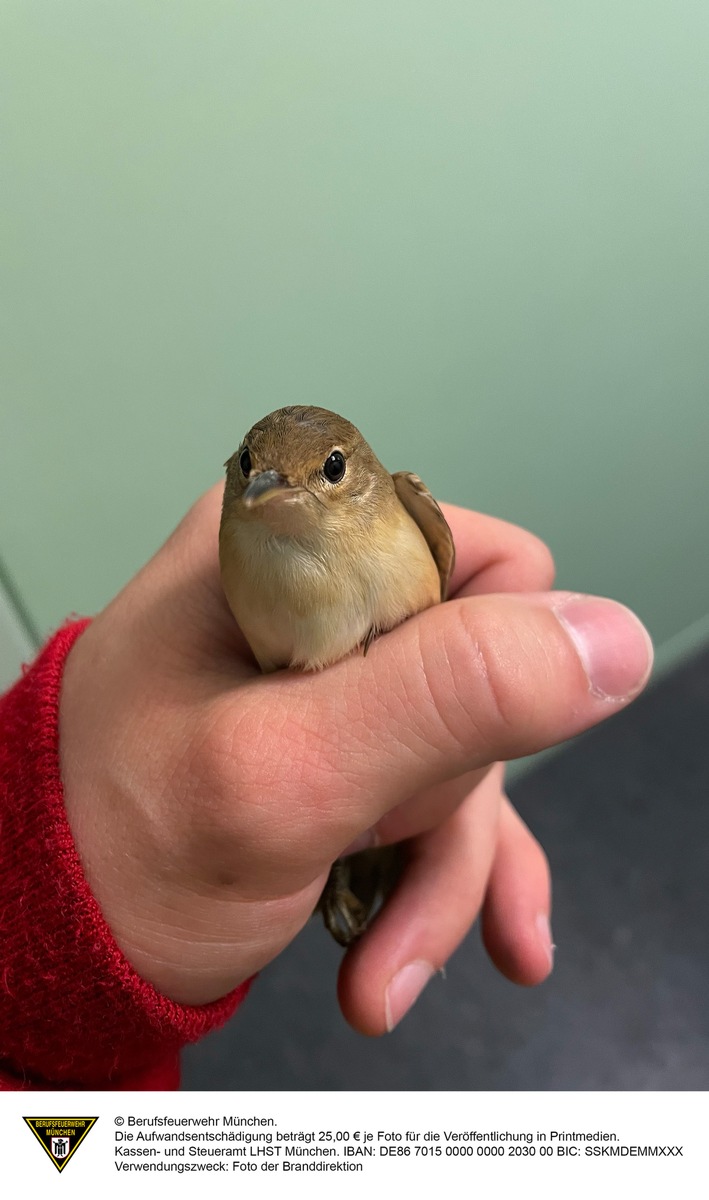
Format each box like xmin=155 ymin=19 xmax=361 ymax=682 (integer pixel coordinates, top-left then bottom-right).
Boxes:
xmin=553 ymin=596 xmax=653 ymax=701
xmin=536 ymin=913 xmax=555 ymax=972
xmin=385 ymin=960 xmax=435 ymax=1032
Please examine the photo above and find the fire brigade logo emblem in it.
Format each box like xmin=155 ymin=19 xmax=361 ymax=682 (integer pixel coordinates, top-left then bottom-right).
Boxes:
xmin=23 ymin=1117 xmax=98 ymax=1172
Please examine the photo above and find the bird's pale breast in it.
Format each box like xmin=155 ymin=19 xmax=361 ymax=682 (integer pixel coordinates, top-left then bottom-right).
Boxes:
xmin=219 ymin=503 xmax=439 ymax=672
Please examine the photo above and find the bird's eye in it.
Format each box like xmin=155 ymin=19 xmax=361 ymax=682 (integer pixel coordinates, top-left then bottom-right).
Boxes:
xmin=323 ymin=451 xmax=346 ymax=483
xmin=239 ymin=447 xmax=252 ymax=476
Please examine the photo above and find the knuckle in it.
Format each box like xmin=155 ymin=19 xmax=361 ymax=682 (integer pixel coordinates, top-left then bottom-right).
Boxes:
xmin=185 ymin=696 xmax=301 ymax=881
xmin=193 ymin=686 xmax=348 ymax=852
xmin=187 ymin=699 xmax=253 ymax=832
xmin=458 ymin=604 xmax=524 ymax=733
xmin=431 ymin=600 xmax=535 ymax=757
xmin=516 ymin=531 xmax=556 ymax=591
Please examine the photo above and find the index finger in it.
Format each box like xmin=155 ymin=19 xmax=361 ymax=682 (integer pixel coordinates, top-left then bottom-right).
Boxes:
xmin=441 ymin=503 xmax=555 ymax=597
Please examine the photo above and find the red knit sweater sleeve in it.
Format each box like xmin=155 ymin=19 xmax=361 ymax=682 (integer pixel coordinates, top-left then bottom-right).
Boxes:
xmin=0 ymin=620 xmax=252 ymax=1090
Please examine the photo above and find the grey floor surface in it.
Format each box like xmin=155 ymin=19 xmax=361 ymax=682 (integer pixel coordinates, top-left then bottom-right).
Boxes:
xmin=183 ymin=645 xmax=709 ymax=1090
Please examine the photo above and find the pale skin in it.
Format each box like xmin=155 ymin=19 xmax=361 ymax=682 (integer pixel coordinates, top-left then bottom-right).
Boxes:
xmin=59 ymin=484 xmax=653 ymax=1036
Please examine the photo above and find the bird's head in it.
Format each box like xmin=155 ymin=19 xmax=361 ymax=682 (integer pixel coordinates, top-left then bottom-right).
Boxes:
xmin=223 ymin=406 xmax=393 ymax=539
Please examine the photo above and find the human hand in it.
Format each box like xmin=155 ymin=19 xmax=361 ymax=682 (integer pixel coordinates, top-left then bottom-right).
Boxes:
xmin=59 ymin=484 xmax=652 ymax=1034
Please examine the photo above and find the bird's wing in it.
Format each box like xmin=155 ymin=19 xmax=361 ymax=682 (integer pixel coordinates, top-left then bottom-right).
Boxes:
xmin=391 ymin=472 xmax=455 ymax=600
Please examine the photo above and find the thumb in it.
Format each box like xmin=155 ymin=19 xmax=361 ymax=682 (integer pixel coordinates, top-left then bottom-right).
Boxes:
xmin=289 ymin=591 xmax=653 ymax=837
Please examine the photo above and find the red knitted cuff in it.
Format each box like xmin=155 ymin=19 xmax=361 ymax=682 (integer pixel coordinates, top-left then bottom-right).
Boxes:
xmin=0 ymin=620 xmax=251 ymax=1090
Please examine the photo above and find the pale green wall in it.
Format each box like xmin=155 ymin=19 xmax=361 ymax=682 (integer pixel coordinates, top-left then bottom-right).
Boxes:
xmin=2 ymin=2 xmax=708 ymax=668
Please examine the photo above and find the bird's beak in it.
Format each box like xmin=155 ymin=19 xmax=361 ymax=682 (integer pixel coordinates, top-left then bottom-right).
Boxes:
xmin=242 ymin=470 xmax=299 ymax=509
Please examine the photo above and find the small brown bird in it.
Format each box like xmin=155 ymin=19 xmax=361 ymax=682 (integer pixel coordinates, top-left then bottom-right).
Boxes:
xmin=219 ymin=405 xmax=455 ymax=945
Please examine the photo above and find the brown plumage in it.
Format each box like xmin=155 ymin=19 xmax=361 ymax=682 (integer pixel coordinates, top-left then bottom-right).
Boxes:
xmin=219 ymin=405 xmax=455 ymax=944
